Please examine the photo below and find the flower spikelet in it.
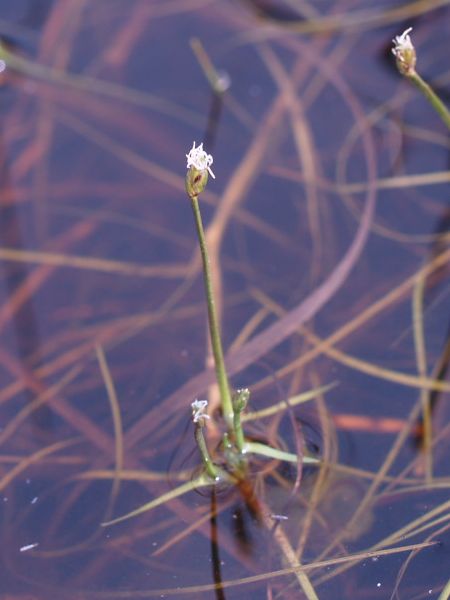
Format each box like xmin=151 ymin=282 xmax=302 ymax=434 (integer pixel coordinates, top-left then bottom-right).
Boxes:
xmin=186 ymin=142 xmax=215 ymax=178
xmin=185 ymin=142 xmax=215 ymax=197
xmin=392 ymin=27 xmax=416 ymax=76
xmin=191 ymin=399 xmax=210 ymax=425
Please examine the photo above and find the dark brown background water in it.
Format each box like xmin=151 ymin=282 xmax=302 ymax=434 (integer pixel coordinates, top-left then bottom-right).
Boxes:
xmin=0 ymin=1 xmax=449 ymax=599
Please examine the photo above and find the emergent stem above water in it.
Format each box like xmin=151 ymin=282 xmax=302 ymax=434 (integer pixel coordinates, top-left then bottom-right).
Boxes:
xmin=189 ymin=193 xmax=234 ymax=430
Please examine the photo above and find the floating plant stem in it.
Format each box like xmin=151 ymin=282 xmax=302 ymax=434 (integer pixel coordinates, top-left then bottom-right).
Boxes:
xmin=244 ymin=441 xmax=319 ymax=464
xmin=186 ymin=143 xmax=234 ymax=430
xmin=392 ymin=28 xmax=450 ymax=130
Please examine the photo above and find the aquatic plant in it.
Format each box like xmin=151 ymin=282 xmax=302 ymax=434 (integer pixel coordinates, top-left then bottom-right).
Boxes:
xmin=0 ymin=4 xmax=449 ymax=599
xmin=184 ymin=140 xmax=319 ymax=478
xmin=100 ymin=141 xmax=327 ymax=525
xmin=392 ymin=27 xmax=450 ymax=130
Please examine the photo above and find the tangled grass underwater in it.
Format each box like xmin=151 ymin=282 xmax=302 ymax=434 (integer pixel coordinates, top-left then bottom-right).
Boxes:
xmin=0 ymin=1 xmax=449 ymax=598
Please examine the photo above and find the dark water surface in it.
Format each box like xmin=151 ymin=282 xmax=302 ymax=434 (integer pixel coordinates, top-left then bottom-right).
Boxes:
xmin=0 ymin=1 xmax=449 ymax=599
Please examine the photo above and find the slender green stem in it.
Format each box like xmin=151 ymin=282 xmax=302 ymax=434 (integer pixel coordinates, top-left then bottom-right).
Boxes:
xmin=194 ymin=423 xmax=219 ymax=480
xmin=233 ymin=409 xmax=245 ymax=453
xmin=407 ymin=70 xmax=450 ymax=130
xmin=232 ymin=388 xmax=249 ymax=453
xmin=189 ymin=195 xmax=234 ymax=429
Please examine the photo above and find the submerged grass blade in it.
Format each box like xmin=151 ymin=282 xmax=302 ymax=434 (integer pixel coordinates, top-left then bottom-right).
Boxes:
xmin=79 ymin=541 xmax=436 ymax=597
xmin=412 ymin=272 xmax=433 ymax=481
xmin=96 ymin=345 xmax=124 ymax=509
xmin=242 ymin=382 xmax=337 ymax=422
xmin=101 ymin=475 xmax=213 ymax=527
xmin=438 ymin=577 xmax=450 ymax=600
xmin=0 ymin=43 xmax=202 ymax=125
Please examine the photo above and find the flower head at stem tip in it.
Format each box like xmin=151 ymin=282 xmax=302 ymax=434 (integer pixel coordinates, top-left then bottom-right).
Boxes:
xmin=186 ymin=141 xmax=215 ymax=179
xmin=191 ymin=399 xmax=210 ymax=424
xmin=392 ymin=27 xmax=416 ymax=75
xmin=392 ymin=27 xmax=413 ymax=54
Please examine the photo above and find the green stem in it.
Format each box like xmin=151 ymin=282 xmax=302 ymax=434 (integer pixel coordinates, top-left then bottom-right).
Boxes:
xmin=408 ymin=70 xmax=450 ymax=130
xmin=232 ymin=388 xmax=249 ymax=453
xmin=189 ymin=195 xmax=234 ymax=429
xmin=233 ymin=409 xmax=245 ymax=453
xmin=194 ymin=423 xmax=219 ymax=480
